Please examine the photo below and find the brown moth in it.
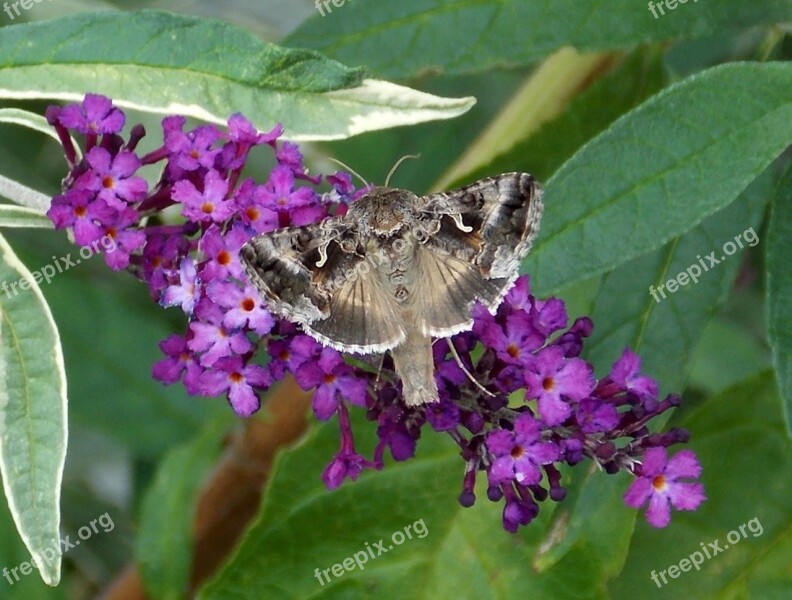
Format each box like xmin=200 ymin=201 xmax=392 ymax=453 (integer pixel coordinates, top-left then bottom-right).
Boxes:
xmin=240 ymin=172 xmax=543 ymax=406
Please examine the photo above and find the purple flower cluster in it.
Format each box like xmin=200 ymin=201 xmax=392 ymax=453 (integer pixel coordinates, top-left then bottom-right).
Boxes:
xmin=46 ymin=95 xmax=705 ymax=531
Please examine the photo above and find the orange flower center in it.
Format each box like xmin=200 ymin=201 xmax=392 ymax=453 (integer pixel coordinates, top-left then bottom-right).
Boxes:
xmin=241 ymin=298 xmax=255 ymax=312
xmin=652 ymin=475 xmax=667 ymax=491
xmin=542 ymin=377 xmax=555 ymax=391
xmin=201 ymin=202 xmax=215 ymax=214
xmin=102 ymin=175 xmax=115 ymax=189
xmin=506 ymin=344 xmax=520 ymax=358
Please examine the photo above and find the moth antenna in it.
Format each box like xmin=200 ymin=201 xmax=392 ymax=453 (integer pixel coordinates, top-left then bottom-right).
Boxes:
xmin=384 ymin=154 xmax=421 ymax=188
xmin=326 ymin=157 xmax=369 ymax=188
xmin=446 ymin=339 xmax=495 ymax=398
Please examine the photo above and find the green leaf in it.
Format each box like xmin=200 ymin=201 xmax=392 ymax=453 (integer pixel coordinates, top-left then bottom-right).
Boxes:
xmin=0 ymin=204 xmax=52 ymax=229
xmin=0 ymin=10 xmax=475 ymax=141
xmin=534 ymin=168 xmax=771 ymax=574
xmin=585 ymin=168 xmax=771 ymax=394
xmin=285 ymin=0 xmax=792 ymax=78
xmin=612 ymin=373 xmax=792 ymax=599
xmin=198 ymin=416 xmax=462 ymax=599
xmin=690 ymin=315 xmax=771 ymax=396
xmin=137 ymin=416 xmax=231 ymax=600
xmin=525 ymin=62 xmax=792 ymax=295
xmin=765 ymin=164 xmax=792 ymax=436
xmin=198 ymin=412 xmax=613 ymax=598
xmin=0 ymin=233 xmax=67 ymax=586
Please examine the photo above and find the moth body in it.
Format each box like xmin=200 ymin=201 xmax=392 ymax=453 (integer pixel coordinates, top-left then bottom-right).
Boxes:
xmin=241 ymin=172 xmax=543 ymax=407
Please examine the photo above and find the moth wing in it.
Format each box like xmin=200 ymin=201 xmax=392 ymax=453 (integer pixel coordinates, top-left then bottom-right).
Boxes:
xmin=241 ymin=222 xmax=334 ymax=325
xmin=241 ymin=222 xmax=404 ymax=354
xmin=414 ymin=244 xmax=505 ymax=337
xmin=419 ymin=172 xmax=543 ymax=286
xmin=305 ymin=265 xmax=405 ymax=354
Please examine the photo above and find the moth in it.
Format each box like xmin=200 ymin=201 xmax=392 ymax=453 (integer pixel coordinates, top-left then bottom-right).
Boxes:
xmin=241 ymin=172 xmax=543 ymax=406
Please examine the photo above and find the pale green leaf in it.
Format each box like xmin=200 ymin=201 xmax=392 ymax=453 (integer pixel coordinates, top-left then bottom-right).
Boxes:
xmin=0 ymin=11 xmax=475 ymax=141
xmin=0 ymin=233 xmax=67 ymax=586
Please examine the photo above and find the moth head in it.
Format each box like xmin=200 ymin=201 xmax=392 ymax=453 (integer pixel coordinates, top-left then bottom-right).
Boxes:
xmin=349 ymin=186 xmax=419 ymax=237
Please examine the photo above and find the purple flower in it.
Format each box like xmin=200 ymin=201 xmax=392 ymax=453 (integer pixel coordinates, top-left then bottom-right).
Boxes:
xmin=575 ymin=398 xmax=620 ymax=433
xmin=187 ymin=306 xmax=252 ymax=367
xmin=478 ymin=308 xmax=544 ymax=365
xmin=425 ymin=399 xmax=461 ymax=432
xmin=102 ymin=220 xmax=146 ymax=271
xmin=502 ymin=276 xmax=533 ymax=313
xmin=234 ymin=181 xmax=279 ymax=233
xmin=502 ymin=495 xmax=539 ymax=533
xmin=322 ymin=451 xmax=369 ymax=490
xmin=525 ymin=345 xmax=595 ymax=425
xmin=254 ymin=165 xmax=323 ymax=227
xmin=152 ymin=334 xmax=203 ymax=394
xmin=198 ymin=357 xmax=271 ymax=416
xmin=295 ymin=348 xmax=369 ymax=420
xmin=607 ymin=348 xmax=659 ymax=402
xmin=226 ymin=115 xmax=281 ymax=147
xmin=375 ymin=405 xmax=417 ymax=462
xmin=75 ymin=147 xmax=148 ymax=211
xmin=161 ymin=257 xmax=199 ymax=314
xmin=46 ymin=189 xmax=115 ymax=246
xmin=275 ymin=142 xmax=305 ymax=173
xmin=163 ymin=117 xmax=221 ymax=172
xmin=624 ymin=447 xmax=706 ymax=527
xmin=486 ymin=414 xmax=560 ymax=486
xmin=58 ymin=93 xmax=125 ymax=134
xmin=173 ymin=169 xmax=234 ymax=223
xmin=198 ymin=224 xmax=248 ymax=281
xmin=531 ymin=297 xmax=568 ymax=337
xmin=322 ymin=403 xmax=377 ymax=488
xmin=142 ymin=230 xmax=191 ymax=297
xmin=207 ymin=280 xmax=275 ymax=336
xmin=267 ymin=334 xmax=322 ymax=379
